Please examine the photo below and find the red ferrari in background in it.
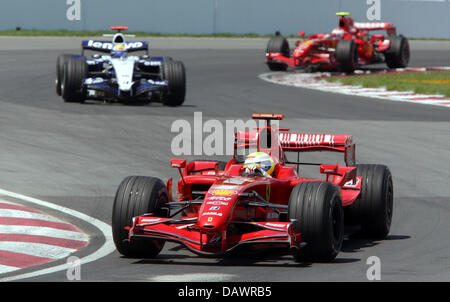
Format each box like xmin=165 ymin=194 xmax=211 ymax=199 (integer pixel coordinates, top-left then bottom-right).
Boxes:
xmin=265 ymin=12 xmax=410 ymax=73
xmin=112 ymin=113 xmax=393 ymax=262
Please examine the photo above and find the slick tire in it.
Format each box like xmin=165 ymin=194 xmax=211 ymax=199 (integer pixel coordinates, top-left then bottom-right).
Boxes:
xmin=266 ymin=36 xmax=290 ymax=71
xmin=385 ymin=35 xmax=410 ymax=69
xmin=112 ymin=176 xmax=170 ymax=258
xmin=161 ymin=60 xmax=186 ymax=107
xmin=288 ymin=182 xmax=344 ymax=262
xmin=345 ymin=164 xmax=394 ymax=239
xmin=336 ymin=39 xmax=358 ymax=73
xmin=61 ymin=57 xmax=87 ymax=103
xmin=56 ymin=54 xmax=73 ymax=96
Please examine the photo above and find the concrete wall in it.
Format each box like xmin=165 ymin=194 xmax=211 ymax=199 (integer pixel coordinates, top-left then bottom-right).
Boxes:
xmin=0 ymin=0 xmax=449 ymax=38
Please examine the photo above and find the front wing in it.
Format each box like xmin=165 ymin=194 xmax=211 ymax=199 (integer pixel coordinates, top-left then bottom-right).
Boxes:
xmin=128 ymin=216 xmax=303 ymax=256
xmin=83 ymin=78 xmax=168 ymax=99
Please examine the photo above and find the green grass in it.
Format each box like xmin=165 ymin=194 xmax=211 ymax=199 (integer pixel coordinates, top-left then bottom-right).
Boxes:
xmin=0 ymin=29 xmax=448 ymax=41
xmin=0 ymin=29 xmax=279 ymax=38
xmin=325 ymin=70 xmax=450 ymax=97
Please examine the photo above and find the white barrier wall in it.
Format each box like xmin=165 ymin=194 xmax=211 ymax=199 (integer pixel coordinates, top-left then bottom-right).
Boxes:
xmin=0 ymin=0 xmax=449 ymax=38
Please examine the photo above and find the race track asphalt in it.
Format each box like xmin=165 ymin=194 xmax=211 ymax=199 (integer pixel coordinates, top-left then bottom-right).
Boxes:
xmin=0 ymin=37 xmax=449 ymax=281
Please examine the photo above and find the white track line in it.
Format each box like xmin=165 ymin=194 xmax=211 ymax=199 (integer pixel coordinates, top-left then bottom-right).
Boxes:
xmin=0 ymin=225 xmax=88 ymax=241
xmin=149 ymin=273 xmax=236 ymax=282
xmin=0 ymin=208 xmax=64 ymax=223
xmin=0 ymin=242 xmax=77 ymax=259
xmin=0 ymin=188 xmax=115 ymax=282
xmin=0 ymin=265 xmax=19 ymax=275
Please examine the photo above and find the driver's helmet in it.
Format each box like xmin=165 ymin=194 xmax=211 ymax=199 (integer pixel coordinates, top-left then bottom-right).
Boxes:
xmin=243 ymin=152 xmax=275 ymax=177
xmin=111 ymin=43 xmax=127 ymax=58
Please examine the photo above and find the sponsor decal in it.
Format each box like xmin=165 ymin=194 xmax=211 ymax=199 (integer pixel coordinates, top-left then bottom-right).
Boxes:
xmin=207 ymin=196 xmax=231 ymax=201
xmin=211 ymin=189 xmax=236 ymax=196
xmin=206 ymin=201 xmax=229 ymax=206
xmin=344 ymin=178 xmax=360 ymax=187
xmin=147 ymin=79 xmax=168 ymax=85
xmin=278 ymin=133 xmax=336 ymax=147
xmin=266 ymin=223 xmax=287 ymax=228
xmin=85 ymin=40 xmax=145 ymax=50
xmin=209 ymin=206 xmax=220 ymax=211
xmin=212 ymin=185 xmax=239 ymax=190
xmin=143 ymin=61 xmax=162 ymax=66
xmin=202 ymin=212 xmax=223 ymax=217
xmin=140 ymin=218 xmax=162 ymax=223
xmin=84 ymin=78 xmax=104 ymax=85
xmin=223 ymin=177 xmax=254 ymax=185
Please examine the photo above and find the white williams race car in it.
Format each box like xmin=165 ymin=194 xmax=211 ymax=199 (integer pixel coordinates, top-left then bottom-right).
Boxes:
xmin=56 ymin=26 xmax=186 ymax=106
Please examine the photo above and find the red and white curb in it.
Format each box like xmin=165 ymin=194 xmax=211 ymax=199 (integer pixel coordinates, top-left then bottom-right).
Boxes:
xmin=0 ymin=189 xmax=115 ymax=281
xmin=0 ymin=200 xmax=88 ymax=275
xmin=259 ymin=67 xmax=450 ymax=108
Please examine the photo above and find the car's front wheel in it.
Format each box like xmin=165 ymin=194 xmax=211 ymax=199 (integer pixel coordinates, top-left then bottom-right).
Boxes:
xmin=161 ymin=60 xmax=186 ymax=107
xmin=61 ymin=57 xmax=87 ymax=103
xmin=56 ymin=54 xmax=73 ymax=96
xmin=266 ymin=36 xmax=290 ymax=71
xmin=336 ymin=39 xmax=358 ymax=73
xmin=112 ymin=176 xmax=170 ymax=257
xmin=288 ymin=181 xmax=344 ymax=262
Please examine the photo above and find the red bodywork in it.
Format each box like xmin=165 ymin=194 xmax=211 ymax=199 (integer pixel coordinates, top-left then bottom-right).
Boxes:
xmin=128 ymin=114 xmax=361 ymax=256
xmin=266 ymin=16 xmax=397 ymax=70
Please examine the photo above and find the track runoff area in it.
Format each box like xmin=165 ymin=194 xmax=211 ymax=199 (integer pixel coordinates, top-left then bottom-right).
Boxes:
xmin=260 ymin=67 xmax=450 ymax=108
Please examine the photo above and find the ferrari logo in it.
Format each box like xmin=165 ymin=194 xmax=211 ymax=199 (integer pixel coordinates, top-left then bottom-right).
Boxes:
xmin=207 ymin=217 xmax=213 ymax=222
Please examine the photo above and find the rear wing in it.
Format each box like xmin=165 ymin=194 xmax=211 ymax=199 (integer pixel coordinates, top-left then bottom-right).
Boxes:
xmin=81 ymin=40 xmax=149 ymax=54
xmin=235 ymin=131 xmax=356 ymax=167
xmin=278 ymin=132 xmax=355 ymax=166
xmin=353 ymin=22 xmax=397 ymax=36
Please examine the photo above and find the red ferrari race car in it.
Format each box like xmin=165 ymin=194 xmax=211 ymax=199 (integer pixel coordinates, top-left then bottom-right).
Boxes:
xmin=265 ymin=12 xmax=410 ymax=73
xmin=112 ymin=113 xmax=393 ymax=262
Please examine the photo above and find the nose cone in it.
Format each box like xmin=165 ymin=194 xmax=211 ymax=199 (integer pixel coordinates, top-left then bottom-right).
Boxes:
xmin=197 ymin=214 xmax=226 ymax=232
xmin=198 ymin=191 xmax=236 ymax=232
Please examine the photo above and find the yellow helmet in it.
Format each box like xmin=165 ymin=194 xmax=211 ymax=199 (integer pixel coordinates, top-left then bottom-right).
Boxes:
xmin=243 ymin=152 xmax=275 ymax=177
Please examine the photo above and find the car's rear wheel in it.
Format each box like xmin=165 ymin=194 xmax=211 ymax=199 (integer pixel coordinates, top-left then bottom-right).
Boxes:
xmin=161 ymin=60 xmax=186 ymax=107
xmin=336 ymin=39 xmax=358 ymax=73
xmin=112 ymin=176 xmax=170 ymax=257
xmin=56 ymin=54 xmax=73 ymax=96
xmin=345 ymin=164 xmax=393 ymax=238
xmin=61 ymin=57 xmax=87 ymax=103
xmin=288 ymin=181 xmax=344 ymax=262
xmin=385 ymin=35 xmax=410 ymax=69
xmin=266 ymin=36 xmax=290 ymax=71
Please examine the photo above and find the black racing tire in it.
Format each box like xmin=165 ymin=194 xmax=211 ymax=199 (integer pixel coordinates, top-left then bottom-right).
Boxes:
xmin=161 ymin=60 xmax=186 ymax=107
xmin=288 ymin=181 xmax=344 ymax=262
xmin=61 ymin=57 xmax=87 ymax=103
xmin=345 ymin=164 xmax=394 ymax=239
xmin=56 ymin=54 xmax=73 ymax=96
xmin=336 ymin=39 xmax=358 ymax=73
xmin=266 ymin=36 xmax=290 ymax=71
xmin=112 ymin=176 xmax=170 ymax=258
xmin=385 ymin=35 xmax=410 ymax=69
